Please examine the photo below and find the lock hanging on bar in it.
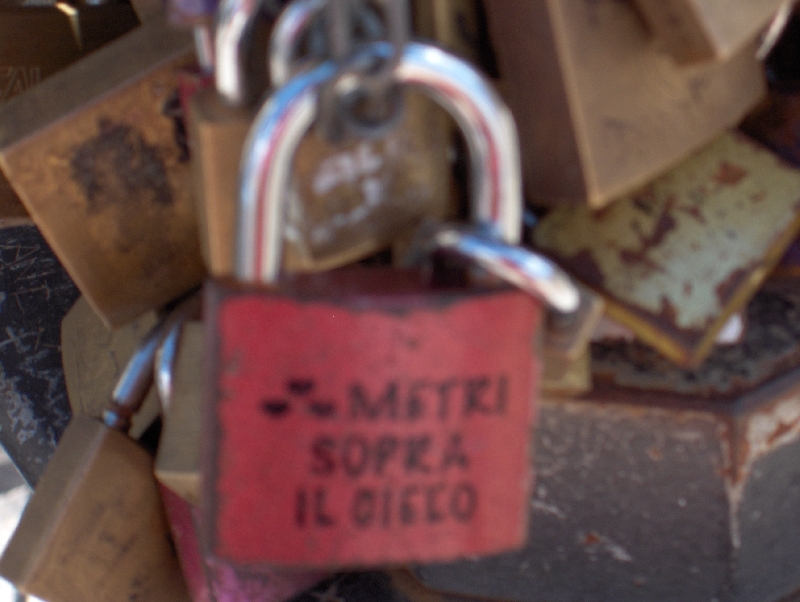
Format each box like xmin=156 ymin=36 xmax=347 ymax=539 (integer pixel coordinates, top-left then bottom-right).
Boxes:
xmin=189 ymin=0 xmax=454 ymax=278
xmin=0 ymin=300 xmax=197 ymax=602
xmin=197 ymin=35 xmax=574 ymax=568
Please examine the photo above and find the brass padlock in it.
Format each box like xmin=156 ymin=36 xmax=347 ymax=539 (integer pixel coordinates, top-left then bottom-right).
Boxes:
xmin=482 ymin=0 xmax=766 ymax=208
xmin=533 ymin=131 xmax=800 ymax=367
xmin=0 ymin=0 xmax=140 ymax=221
xmin=61 ymin=296 xmax=160 ymax=439
xmin=412 ymin=0 xmax=494 ymax=71
xmin=156 ymin=319 xmax=203 ymax=504
xmin=71 ymin=0 xmax=141 ymax=54
xmin=191 ymin=0 xmax=452 ymax=277
xmin=0 ymin=16 xmax=206 ymax=327
xmin=0 ymin=3 xmax=82 ymax=220
xmin=632 ymin=0 xmax=788 ymax=64
xmin=0 ymin=303 xmax=193 ymax=602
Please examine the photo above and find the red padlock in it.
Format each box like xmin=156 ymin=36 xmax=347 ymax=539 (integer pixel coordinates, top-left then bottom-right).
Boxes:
xmin=156 ymin=319 xmax=330 ymax=601
xmin=201 ymin=40 xmax=542 ymax=568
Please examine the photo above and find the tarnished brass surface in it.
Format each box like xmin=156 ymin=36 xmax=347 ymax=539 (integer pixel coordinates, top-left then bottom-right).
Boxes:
xmin=483 ymin=0 xmax=765 ymax=208
xmin=0 ymin=18 xmax=205 ymax=327
xmin=413 ymin=0 xmax=490 ymax=68
xmin=533 ymin=132 xmax=800 ymax=367
xmin=633 ymin=0 xmax=784 ymax=64
xmin=192 ymin=87 xmax=453 ymax=276
xmin=542 ymin=348 xmax=591 ymax=397
xmin=61 ymin=297 xmax=159 ymax=439
xmin=156 ymin=321 xmax=202 ymax=504
xmin=0 ymin=416 xmax=189 ymax=602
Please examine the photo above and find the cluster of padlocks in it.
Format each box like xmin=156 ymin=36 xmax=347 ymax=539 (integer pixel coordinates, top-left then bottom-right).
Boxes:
xmin=0 ymin=0 xmax=797 ymax=601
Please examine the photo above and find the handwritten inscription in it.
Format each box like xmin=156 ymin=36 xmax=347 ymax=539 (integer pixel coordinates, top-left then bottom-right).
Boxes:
xmin=260 ymin=375 xmax=508 ymax=532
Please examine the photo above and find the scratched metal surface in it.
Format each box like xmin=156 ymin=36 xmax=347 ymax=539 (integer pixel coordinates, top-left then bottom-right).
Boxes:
xmin=415 ymin=367 xmax=800 ymax=602
xmin=533 ymin=131 xmax=800 ymax=367
xmin=0 ymin=224 xmax=78 ymax=486
xmin=592 ymin=280 xmax=800 ymax=398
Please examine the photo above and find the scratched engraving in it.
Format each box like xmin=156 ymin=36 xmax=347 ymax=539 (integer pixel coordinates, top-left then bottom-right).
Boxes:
xmin=0 ymin=66 xmax=41 ymax=102
xmin=534 ymin=132 xmax=800 ymax=331
xmin=0 ymin=226 xmax=78 ymax=485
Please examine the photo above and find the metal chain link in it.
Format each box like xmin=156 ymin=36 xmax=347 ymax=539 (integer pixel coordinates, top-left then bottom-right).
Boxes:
xmin=317 ymin=0 xmax=410 ymax=141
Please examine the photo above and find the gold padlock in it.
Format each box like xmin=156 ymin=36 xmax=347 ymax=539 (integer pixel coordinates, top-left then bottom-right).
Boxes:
xmin=632 ymin=0 xmax=788 ymax=64
xmin=0 ymin=0 xmax=141 ymax=221
xmin=0 ymin=17 xmax=206 ymax=327
xmin=191 ymin=0 xmax=453 ymax=277
xmin=61 ymin=296 xmax=160 ymax=439
xmin=0 ymin=302 xmax=194 ymax=602
xmin=482 ymin=0 xmax=766 ymax=209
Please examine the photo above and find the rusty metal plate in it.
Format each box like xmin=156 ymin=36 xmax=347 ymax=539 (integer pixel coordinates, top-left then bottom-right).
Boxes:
xmin=0 ymin=18 xmax=206 ymax=327
xmin=416 ymin=364 xmax=800 ymax=602
xmin=592 ymin=280 xmax=800 ymax=398
xmin=533 ymin=132 xmax=800 ymax=367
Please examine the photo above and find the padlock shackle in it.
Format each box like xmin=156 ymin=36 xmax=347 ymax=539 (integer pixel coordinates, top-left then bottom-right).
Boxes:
xmin=104 ymin=295 xmax=201 ymax=433
xmin=416 ymin=224 xmax=581 ymax=313
xmin=217 ymin=0 xmax=325 ymax=106
xmin=269 ymin=0 xmax=326 ymax=89
xmin=237 ymin=41 xmax=522 ymax=284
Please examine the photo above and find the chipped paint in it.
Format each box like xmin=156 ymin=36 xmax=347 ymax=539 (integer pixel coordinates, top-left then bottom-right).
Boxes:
xmin=724 ymin=389 xmax=800 ymax=549
xmin=592 ymin=282 xmax=800 ymax=397
xmin=534 ymin=132 xmax=800 ymax=365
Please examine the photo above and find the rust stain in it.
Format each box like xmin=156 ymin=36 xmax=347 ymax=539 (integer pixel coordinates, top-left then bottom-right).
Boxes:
xmin=715 ymin=267 xmax=751 ymax=304
xmin=751 ymin=191 xmax=767 ymax=203
xmin=561 ymin=249 xmax=607 ymax=289
xmin=723 ymin=388 xmax=800 ymax=549
xmin=618 ymin=198 xmax=676 ymax=271
xmin=70 ymin=118 xmax=173 ymax=214
xmin=582 ymin=532 xmax=601 ymax=546
xmin=677 ymin=203 xmax=706 ymax=224
xmin=712 ymin=162 xmax=748 ymax=186
xmin=646 ymin=446 xmax=662 ymax=461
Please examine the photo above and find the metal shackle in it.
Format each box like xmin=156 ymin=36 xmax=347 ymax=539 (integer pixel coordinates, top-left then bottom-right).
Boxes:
xmin=236 ymin=40 xmax=523 ymax=284
xmin=216 ymin=0 xmax=325 ymax=106
xmin=103 ymin=295 xmax=200 ymax=433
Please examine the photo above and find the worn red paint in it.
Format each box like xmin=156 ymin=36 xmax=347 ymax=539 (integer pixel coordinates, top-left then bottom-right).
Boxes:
xmin=202 ymin=278 xmax=541 ymax=567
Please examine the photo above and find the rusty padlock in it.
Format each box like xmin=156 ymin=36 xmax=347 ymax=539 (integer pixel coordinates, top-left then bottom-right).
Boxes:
xmin=0 ymin=301 xmax=195 ymax=602
xmin=632 ymin=0 xmax=790 ymax=64
xmin=199 ymin=38 xmax=563 ymax=567
xmin=482 ymin=0 xmax=766 ymax=208
xmin=191 ymin=0 xmax=452 ymax=277
xmin=533 ymin=131 xmax=800 ymax=367
xmin=0 ymin=16 xmax=206 ymax=327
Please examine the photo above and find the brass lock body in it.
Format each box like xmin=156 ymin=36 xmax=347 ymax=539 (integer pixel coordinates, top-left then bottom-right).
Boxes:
xmin=483 ymin=0 xmax=766 ymax=208
xmin=156 ymin=320 xmax=203 ymax=504
xmin=61 ymin=297 xmax=160 ymax=439
xmin=633 ymin=0 xmax=787 ymax=64
xmin=0 ymin=17 xmax=206 ymax=327
xmin=0 ymin=417 xmax=189 ymax=602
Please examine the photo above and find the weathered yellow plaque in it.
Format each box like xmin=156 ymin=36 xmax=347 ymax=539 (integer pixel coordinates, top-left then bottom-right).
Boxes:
xmin=533 ymin=132 xmax=800 ymax=367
